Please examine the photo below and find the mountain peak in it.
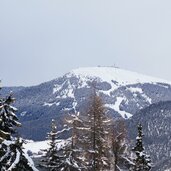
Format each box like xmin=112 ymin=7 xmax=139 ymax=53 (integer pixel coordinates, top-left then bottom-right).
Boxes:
xmin=69 ymin=66 xmax=171 ymax=85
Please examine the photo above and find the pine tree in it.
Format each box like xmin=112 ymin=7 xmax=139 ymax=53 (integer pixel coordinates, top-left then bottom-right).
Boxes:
xmin=0 ymin=90 xmax=38 ymax=171
xmin=40 ymin=119 xmax=64 ymax=171
xmin=130 ymin=124 xmax=151 ymax=171
xmin=59 ymin=139 xmax=81 ymax=171
xmin=61 ymin=113 xmax=87 ymax=171
xmin=0 ymin=94 xmax=21 ymax=141
xmin=85 ymin=90 xmax=111 ymax=171
xmin=1 ymin=137 xmax=38 ymax=171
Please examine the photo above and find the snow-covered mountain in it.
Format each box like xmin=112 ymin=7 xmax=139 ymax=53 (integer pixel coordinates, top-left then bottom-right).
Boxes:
xmin=2 ymin=66 xmax=171 ymax=141
xmin=51 ymin=67 xmax=171 ymax=118
xmin=127 ymin=100 xmax=171 ymax=171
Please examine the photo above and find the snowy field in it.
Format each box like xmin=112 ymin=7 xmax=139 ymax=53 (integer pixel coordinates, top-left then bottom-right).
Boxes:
xmin=23 ymin=140 xmax=66 ymax=158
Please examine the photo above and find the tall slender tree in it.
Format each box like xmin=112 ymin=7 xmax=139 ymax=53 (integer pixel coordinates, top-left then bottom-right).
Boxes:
xmin=61 ymin=113 xmax=87 ymax=171
xmin=130 ymin=124 xmax=151 ymax=171
xmin=85 ymin=90 xmax=111 ymax=171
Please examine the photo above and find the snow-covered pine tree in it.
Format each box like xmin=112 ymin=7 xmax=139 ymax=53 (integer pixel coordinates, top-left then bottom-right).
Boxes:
xmin=1 ymin=137 xmax=38 ymax=171
xmin=40 ymin=119 xmax=64 ymax=171
xmin=0 ymin=94 xmax=21 ymax=141
xmin=61 ymin=113 xmax=88 ymax=171
xmin=0 ymin=91 xmax=38 ymax=171
xmin=86 ymin=90 xmax=111 ymax=171
xmin=130 ymin=124 xmax=151 ymax=171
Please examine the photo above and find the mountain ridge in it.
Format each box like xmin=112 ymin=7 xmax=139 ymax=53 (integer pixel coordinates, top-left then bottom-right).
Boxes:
xmin=1 ymin=66 xmax=171 ymax=141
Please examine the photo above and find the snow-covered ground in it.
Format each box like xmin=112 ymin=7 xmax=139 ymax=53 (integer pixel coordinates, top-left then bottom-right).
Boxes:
xmin=23 ymin=140 xmax=66 ymax=158
xmin=105 ymin=97 xmax=132 ymax=118
xmin=23 ymin=140 xmax=49 ymax=157
xmin=70 ymin=67 xmax=171 ymax=85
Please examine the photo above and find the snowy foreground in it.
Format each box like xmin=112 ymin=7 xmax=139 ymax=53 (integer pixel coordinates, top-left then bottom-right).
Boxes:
xmin=23 ymin=140 xmax=49 ymax=157
xmin=23 ymin=140 xmax=171 ymax=171
xmin=23 ymin=139 xmax=66 ymax=158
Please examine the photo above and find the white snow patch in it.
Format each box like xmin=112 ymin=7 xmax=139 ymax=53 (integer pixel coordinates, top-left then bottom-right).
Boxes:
xmin=128 ymin=87 xmax=143 ymax=94
xmin=157 ymin=83 xmax=170 ymax=89
xmin=56 ymin=102 xmax=60 ymax=106
xmin=106 ymin=97 xmax=132 ymax=119
xmin=67 ymin=85 xmax=74 ymax=98
xmin=99 ymin=89 xmax=111 ymax=96
xmin=55 ymin=81 xmax=75 ymax=99
xmin=76 ymin=76 xmax=90 ymax=88
xmin=72 ymin=100 xmax=77 ymax=112
xmin=53 ymin=83 xmax=63 ymax=94
xmin=43 ymin=102 xmax=55 ymax=107
xmin=23 ymin=139 xmax=67 ymax=158
xmin=127 ymin=87 xmax=152 ymax=104
xmin=43 ymin=102 xmax=60 ymax=107
xmin=23 ymin=140 xmax=50 ymax=157
xmin=20 ymin=111 xmax=27 ymax=117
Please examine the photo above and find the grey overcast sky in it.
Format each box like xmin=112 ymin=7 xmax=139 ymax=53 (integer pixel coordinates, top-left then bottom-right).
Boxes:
xmin=0 ymin=0 xmax=171 ymax=86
